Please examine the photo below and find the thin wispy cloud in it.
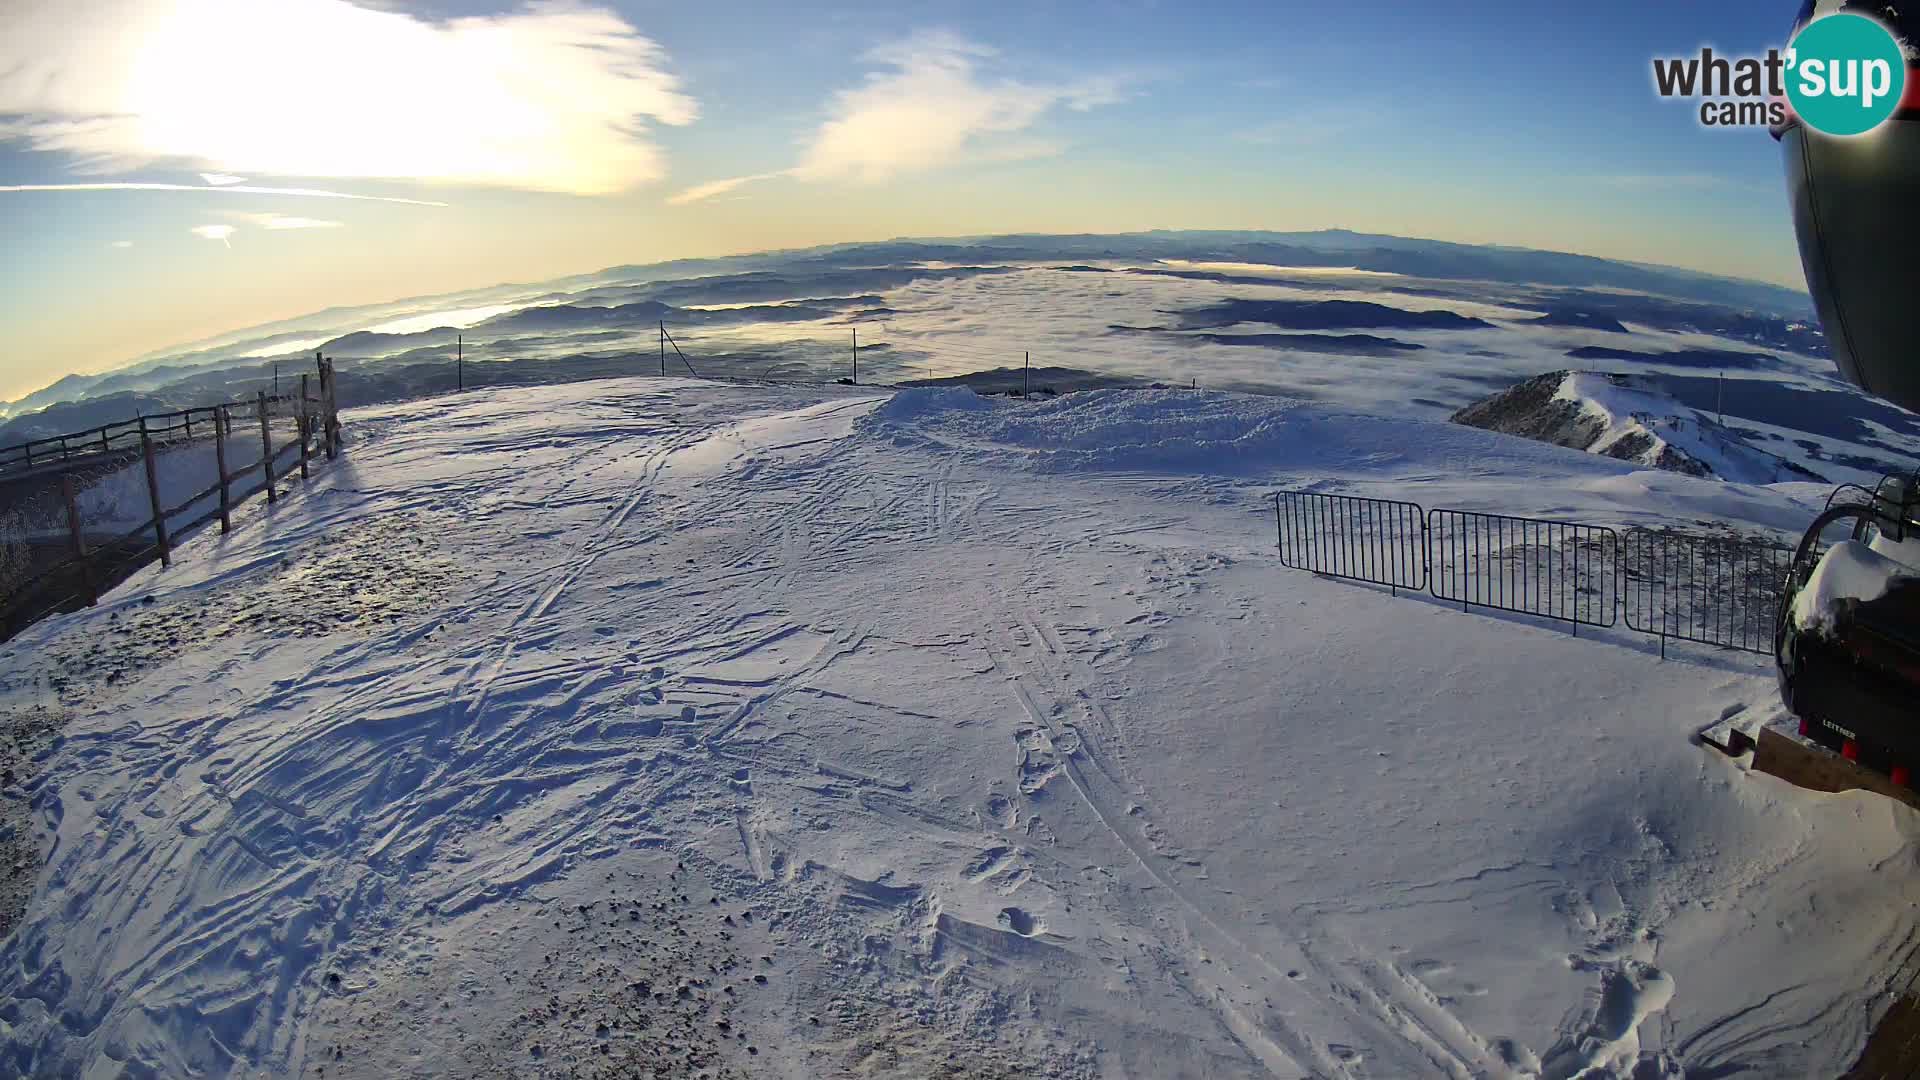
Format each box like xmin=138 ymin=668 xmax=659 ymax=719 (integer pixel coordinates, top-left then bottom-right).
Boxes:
xmin=222 ymin=212 xmax=344 ymax=230
xmin=665 ymin=171 xmax=792 ymax=206
xmin=799 ymin=31 xmax=1121 ymax=183
xmin=0 ymin=0 xmax=696 ymax=195
xmin=668 ymin=30 xmax=1125 ymax=204
xmin=0 ymin=182 xmax=449 ymax=206
xmin=190 ymin=224 xmax=235 ymax=247
xmin=110 ymin=240 xmax=133 ymax=248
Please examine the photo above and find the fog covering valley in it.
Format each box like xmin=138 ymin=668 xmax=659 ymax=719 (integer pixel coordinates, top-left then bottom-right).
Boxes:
xmin=10 ymin=229 xmax=1907 ymax=486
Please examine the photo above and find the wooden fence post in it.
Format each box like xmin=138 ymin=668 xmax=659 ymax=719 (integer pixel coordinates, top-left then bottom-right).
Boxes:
xmin=61 ymin=474 xmax=96 ymax=606
xmin=258 ymin=391 xmax=276 ymax=504
xmin=140 ymin=423 xmax=171 ymax=568
xmin=325 ymin=358 xmax=340 ymax=459
xmin=315 ymin=353 xmax=335 ymax=460
xmin=298 ymin=374 xmax=311 ymax=479
xmin=214 ymin=404 xmax=232 ymax=534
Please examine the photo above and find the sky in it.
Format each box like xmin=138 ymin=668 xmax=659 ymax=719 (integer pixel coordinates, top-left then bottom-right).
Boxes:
xmin=0 ymin=0 xmax=1814 ymax=402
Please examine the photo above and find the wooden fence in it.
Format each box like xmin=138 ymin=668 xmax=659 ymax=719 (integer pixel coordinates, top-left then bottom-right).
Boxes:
xmin=0 ymin=355 xmax=342 ymax=639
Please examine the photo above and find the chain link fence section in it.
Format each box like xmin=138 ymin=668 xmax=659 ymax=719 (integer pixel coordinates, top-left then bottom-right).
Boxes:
xmin=1273 ymin=491 xmax=1427 ymax=592
xmin=1623 ymin=528 xmax=1792 ymax=656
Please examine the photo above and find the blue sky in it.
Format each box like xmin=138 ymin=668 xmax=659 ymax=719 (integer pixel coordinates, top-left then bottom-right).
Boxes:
xmin=0 ymin=0 xmax=1810 ymax=400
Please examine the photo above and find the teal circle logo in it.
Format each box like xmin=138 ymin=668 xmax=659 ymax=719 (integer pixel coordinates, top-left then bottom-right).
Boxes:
xmin=1787 ymin=13 xmax=1908 ymax=136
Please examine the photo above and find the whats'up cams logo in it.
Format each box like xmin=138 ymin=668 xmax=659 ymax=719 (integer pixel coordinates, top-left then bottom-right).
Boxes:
xmin=1653 ymin=6 xmax=1911 ymax=136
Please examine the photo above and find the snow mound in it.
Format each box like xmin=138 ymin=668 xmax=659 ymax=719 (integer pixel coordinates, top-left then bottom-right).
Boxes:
xmin=860 ymin=384 xmax=1731 ymax=486
xmin=869 ymin=385 xmax=998 ymax=422
xmin=1453 ymin=371 xmax=1826 ymax=486
xmin=864 ymin=387 xmax=1365 ymax=474
xmin=1792 ymin=539 xmax=1909 ymax=632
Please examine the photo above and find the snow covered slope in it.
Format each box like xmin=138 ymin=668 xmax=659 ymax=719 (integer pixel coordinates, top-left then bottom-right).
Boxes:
xmin=1454 ymin=371 xmax=1829 ymax=485
xmin=0 ymin=378 xmax=1911 ymax=1079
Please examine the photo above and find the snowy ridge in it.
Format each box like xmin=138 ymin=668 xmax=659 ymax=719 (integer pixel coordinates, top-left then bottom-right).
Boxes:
xmin=0 ymin=378 xmax=1910 ymax=1079
xmin=1454 ymin=371 xmax=1828 ymax=486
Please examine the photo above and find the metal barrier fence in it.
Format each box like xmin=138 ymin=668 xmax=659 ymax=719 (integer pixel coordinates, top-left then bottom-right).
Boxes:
xmin=1622 ymin=528 xmax=1792 ymax=656
xmin=1274 ymin=492 xmax=1426 ymax=592
xmin=1428 ymin=509 xmax=1620 ymax=630
xmin=1271 ymin=490 xmax=1788 ymax=654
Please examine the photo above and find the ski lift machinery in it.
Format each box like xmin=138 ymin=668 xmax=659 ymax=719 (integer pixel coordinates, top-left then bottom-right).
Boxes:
xmin=1771 ymin=2 xmax=1920 ymax=776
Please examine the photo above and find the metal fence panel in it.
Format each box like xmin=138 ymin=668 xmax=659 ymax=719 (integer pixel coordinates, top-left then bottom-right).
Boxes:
xmin=1273 ymin=491 xmax=1427 ymax=592
xmin=1427 ymin=509 xmax=1620 ymax=628
xmin=1622 ymin=528 xmax=1791 ymax=654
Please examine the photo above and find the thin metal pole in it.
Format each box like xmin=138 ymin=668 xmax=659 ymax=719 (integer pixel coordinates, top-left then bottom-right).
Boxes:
xmin=852 ymin=326 xmax=858 ymax=385
xmin=660 ymin=322 xmax=666 ymax=377
xmin=1024 ymin=351 xmax=1030 ymax=400
xmin=457 ymin=334 xmax=464 ymax=391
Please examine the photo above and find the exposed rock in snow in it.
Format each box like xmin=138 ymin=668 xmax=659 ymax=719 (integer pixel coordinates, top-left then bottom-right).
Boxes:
xmin=1452 ymin=370 xmax=1828 ymax=484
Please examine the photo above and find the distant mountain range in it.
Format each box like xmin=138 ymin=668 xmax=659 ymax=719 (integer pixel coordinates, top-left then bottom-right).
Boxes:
xmin=0 ymin=229 xmax=1848 ymax=475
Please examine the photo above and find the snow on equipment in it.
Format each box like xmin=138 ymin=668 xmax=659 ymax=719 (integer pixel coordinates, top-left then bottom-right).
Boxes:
xmin=1773 ymin=1 xmax=1920 ymax=784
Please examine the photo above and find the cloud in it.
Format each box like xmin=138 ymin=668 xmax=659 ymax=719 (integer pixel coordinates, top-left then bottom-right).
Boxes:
xmin=0 ymin=182 xmax=447 ymax=206
xmin=668 ymin=30 xmax=1124 ymax=205
xmin=0 ymin=0 xmax=696 ymax=195
xmin=200 ymin=172 xmax=245 ymax=186
xmin=222 ymin=212 xmax=343 ymax=230
xmin=665 ymin=170 xmax=793 ymax=206
xmin=110 ymin=240 xmax=133 ymax=248
xmin=794 ymin=31 xmax=1123 ymax=184
xmin=190 ymin=223 xmax=235 ymax=246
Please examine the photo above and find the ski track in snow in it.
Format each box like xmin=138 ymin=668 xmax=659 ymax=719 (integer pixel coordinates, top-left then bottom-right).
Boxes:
xmin=0 ymin=378 xmax=1914 ymax=1079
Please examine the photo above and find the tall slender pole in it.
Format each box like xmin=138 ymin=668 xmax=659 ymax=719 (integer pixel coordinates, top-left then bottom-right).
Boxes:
xmin=660 ymin=322 xmax=666 ymax=377
xmin=1717 ymin=372 xmax=1725 ymax=426
xmin=273 ymin=363 xmax=279 ymax=399
xmin=1024 ymin=351 xmax=1030 ymax=400
xmin=457 ymin=334 xmax=463 ymax=391
xmin=214 ymin=404 xmax=231 ymax=534
xmin=140 ymin=421 xmax=171 ymax=567
xmin=851 ymin=326 xmax=858 ymax=385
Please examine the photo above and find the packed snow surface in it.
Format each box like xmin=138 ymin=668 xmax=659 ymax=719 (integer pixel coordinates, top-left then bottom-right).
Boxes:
xmin=0 ymin=378 xmax=1913 ymax=1079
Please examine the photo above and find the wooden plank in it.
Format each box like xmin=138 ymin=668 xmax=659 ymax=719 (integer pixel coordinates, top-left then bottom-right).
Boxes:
xmin=258 ymin=391 xmax=276 ymax=504
xmin=1752 ymin=727 xmax=1920 ymax=813
xmin=140 ymin=424 xmax=171 ymax=568
xmin=214 ymin=404 xmax=231 ymax=534
xmin=299 ymin=374 xmax=311 ymax=479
